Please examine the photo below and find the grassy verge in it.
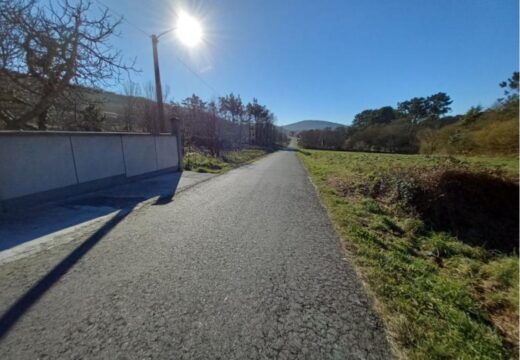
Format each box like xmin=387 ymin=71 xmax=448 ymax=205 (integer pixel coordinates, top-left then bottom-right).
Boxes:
xmin=298 ymin=149 xmax=519 ymax=359
xmin=455 ymin=155 xmax=518 ymax=176
xmin=183 ymin=148 xmax=270 ymax=174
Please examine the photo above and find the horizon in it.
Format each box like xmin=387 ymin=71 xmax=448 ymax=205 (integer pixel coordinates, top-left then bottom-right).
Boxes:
xmin=100 ymin=0 xmax=518 ymax=126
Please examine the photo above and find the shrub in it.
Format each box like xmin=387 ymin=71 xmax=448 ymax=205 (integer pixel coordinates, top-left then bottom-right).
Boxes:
xmin=403 ymin=169 xmax=519 ymax=252
xmin=419 ymin=101 xmax=519 ymax=156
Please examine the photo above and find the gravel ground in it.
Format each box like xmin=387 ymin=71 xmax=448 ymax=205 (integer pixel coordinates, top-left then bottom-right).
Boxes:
xmin=0 ymin=149 xmax=392 ymax=359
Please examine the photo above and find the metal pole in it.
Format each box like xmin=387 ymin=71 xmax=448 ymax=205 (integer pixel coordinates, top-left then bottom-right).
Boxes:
xmin=151 ymin=34 xmax=165 ymax=134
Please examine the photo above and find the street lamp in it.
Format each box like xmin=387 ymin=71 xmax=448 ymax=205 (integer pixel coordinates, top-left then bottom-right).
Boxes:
xmin=151 ymin=11 xmax=203 ymax=134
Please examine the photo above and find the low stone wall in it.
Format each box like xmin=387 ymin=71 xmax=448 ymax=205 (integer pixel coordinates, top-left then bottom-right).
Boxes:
xmin=0 ymin=132 xmax=179 ymax=208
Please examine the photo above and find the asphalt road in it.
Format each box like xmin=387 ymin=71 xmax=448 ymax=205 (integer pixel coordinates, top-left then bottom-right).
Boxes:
xmin=0 ymin=149 xmax=391 ymax=359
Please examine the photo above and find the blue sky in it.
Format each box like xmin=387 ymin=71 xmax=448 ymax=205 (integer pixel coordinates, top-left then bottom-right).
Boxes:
xmin=102 ymin=0 xmax=519 ymax=125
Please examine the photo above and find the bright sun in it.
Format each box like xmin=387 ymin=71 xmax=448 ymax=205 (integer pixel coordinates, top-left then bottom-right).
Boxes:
xmin=176 ymin=11 xmax=203 ymax=48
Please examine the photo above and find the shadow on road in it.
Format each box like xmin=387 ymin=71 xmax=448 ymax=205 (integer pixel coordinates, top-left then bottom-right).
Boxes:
xmin=0 ymin=172 xmax=184 ymax=340
xmin=0 ymin=208 xmax=130 ymax=340
xmin=0 ymin=172 xmax=183 ymax=252
xmin=153 ymin=193 xmax=175 ymax=205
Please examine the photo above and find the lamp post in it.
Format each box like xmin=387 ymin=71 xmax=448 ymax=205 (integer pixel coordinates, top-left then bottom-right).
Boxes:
xmin=150 ymin=11 xmax=203 ymax=171
xmin=151 ymin=29 xmax=174 ymax=134
xmin=150 ymin=11 xmax=203 ymax=135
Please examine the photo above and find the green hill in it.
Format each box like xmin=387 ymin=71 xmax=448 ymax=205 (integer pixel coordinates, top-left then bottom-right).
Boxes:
xmin=282 ymin=120 xmax=344 ymax=132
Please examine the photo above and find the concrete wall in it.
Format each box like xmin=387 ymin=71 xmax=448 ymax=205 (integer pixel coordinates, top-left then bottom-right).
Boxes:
xmin=122 ymin=135 xmax=158 ymax=177
xmin=0 ymin=132 xmax=179 ymax=204
xmin=0 ymin=135 xmax=78 ymax=200
xmin=70 ymin=135 xmax=126 ymax=183
xmin=155 ymin=136 xmax=179 ymax=170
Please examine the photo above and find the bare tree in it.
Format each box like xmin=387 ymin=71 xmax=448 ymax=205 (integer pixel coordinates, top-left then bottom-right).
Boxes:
xmin=143 ymin=81 xmax=155 ymax=101
xmin=163 ymin=84 xmax=171 ymax=104
xmin=141 ymin=81 xmax=157 ymax=132
xmin=122 ymin=80 xmax=141 ymax=131
xmin=207 ymin=100 xmax=220 ymax=155
xmin=0 ymin=0 xmax=135 ymax=130
xmin=247 ymin=98 xmax=276 ymax=146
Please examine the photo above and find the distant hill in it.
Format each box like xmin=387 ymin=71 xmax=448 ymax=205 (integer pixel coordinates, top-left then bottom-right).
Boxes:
xmin=282 ymin=120 xmax=344 ymax=132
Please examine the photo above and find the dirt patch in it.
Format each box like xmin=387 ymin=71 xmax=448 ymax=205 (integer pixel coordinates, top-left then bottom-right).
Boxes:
xmin=326 ymin=175 xmax=393 ymax=199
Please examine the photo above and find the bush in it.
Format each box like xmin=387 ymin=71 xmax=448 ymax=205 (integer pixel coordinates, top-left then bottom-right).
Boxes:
xmin=419 ymin=101 xmax=519 ymax=156
xmin=402 ymin=169 xmax=519 ymax=252
xmin=473 ymin=119 xmax=519 ymax=154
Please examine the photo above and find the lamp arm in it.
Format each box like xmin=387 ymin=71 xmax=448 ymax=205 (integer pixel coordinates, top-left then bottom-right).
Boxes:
xmin=156 ymin=27 xmax=176 ymax=40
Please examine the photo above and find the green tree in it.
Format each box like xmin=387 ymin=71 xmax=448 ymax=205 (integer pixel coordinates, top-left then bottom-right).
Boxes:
xmin=182 ymin=94 xmax=207 ymax=151
xmin=219 ymin=93 xmax=245 ymax=146
xmin=426 ymin=92 xmax=452 ymax=118
xmin=397 ymin=97 xmax=428 ymax=124
xmin=183 ymin=94 xmax=206 ymax=111
xmin=499 ymin=71 xmax=519 ymax=103
xmin=352 ymin=106 xmax=397 ymax=128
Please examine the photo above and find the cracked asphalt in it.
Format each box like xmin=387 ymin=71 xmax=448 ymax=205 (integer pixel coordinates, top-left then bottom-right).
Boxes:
xmin=0 ymin=149 xmax=392 ymax=359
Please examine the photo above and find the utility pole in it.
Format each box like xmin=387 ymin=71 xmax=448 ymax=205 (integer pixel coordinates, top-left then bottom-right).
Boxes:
xmin=151 ymin=34 xmax=165 ymax=134
xmin=150 ymin=13 xmax=202 ymax=165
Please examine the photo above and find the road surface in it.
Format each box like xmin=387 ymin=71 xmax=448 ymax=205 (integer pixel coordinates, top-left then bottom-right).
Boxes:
xmin=0 ymin=149 xmax=391 ymax=359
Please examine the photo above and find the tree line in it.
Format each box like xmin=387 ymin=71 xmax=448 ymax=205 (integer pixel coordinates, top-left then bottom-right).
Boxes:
xmin=113 ymin=82 xmax=287 ymax=152
xmin=299 ymin=73 xmax=518 ymax=156
xmin=299 ymin=92 xmax=454 ymax=153
xmin=173 ymin=93 xmax=287 ymax=153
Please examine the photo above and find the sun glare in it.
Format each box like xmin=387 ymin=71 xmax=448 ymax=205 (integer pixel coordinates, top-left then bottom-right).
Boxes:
xmin=176 ymin=11 xmax=203 ymax=48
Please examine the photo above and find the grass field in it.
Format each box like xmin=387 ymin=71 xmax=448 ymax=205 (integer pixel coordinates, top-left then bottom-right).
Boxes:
xmin=454 ymin=155 xmax=518 ymax=176
xmin=183 ymin=148 xmax=270 ymax=174
xmin=298 ymin=149 xmax=519 ymax=359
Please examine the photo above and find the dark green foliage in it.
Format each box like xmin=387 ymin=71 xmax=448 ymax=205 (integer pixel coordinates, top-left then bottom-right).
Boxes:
xmin=397 ymin=97 xmax=429 ymax=124
xmin=246 ymin=98 xmax=283 ymax=148
xmin=352 ymin=106 xmax=397 ymax=128
xmin=298 ymin=126 xmax=348 ymax=149
xmin=397 ymin=93 xmax=452 ymax=124
xmin=426 ymin=92 xmax=453 ymax=119
xmin=499 ymin=71 xmax=519 ymax=103
xmin=346 ymin=118 xmax=418 ymax=153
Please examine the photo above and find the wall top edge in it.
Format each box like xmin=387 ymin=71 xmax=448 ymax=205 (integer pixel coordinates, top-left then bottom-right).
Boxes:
xmin=0 ymin=131 xmax=175 ymax=137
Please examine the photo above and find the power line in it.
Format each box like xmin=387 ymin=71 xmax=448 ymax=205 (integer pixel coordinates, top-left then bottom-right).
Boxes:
xmin=173 ymin=55 xmax=221 ymax=97
xmin=93 ymin=0 xmax=150 ymax=37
